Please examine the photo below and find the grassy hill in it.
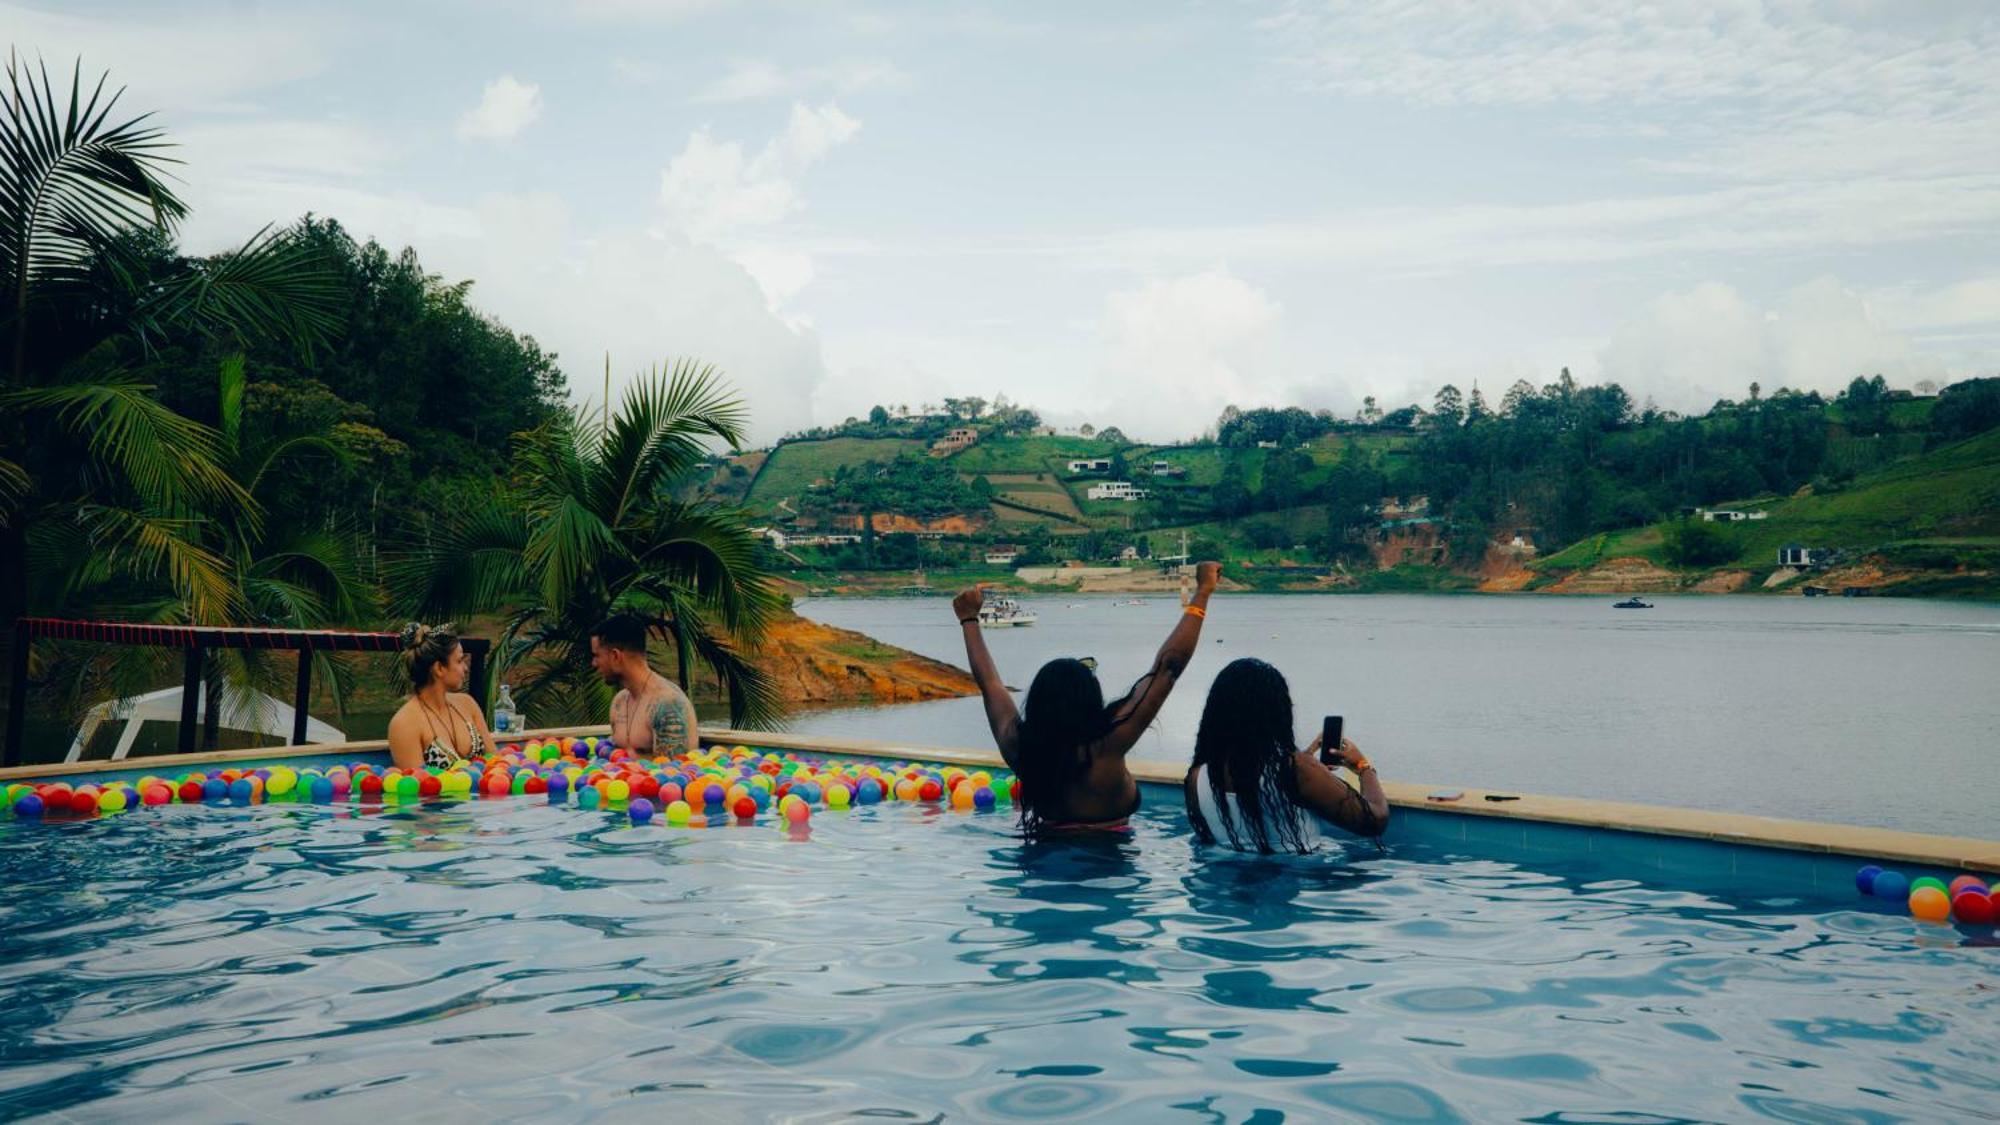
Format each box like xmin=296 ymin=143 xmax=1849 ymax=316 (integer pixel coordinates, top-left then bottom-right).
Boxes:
xmin=1536 ymin=427 xmax=2000 ymax=587
xmin=745 ymin=437 xmax=925 ymax=510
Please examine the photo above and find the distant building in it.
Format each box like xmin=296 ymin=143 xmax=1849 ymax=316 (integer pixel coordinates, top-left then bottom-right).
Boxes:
xmin=931 ymin=427 xmax=979 ymax=454
xmin=1148 ymin=459 xmax=1186 ymax=478
xmin=984 ymin=546 xmax=1021 ymax=565
xmin=1701 ymin=508 xmax=1769 ymax=522
xmin=1117 ymin=545 xmax=1141 ymax=561
xmin=787 ymin=533 xmax=863 ymax=548
xmin=1778 ymin=544 xmax=1829 ymax=567
xmin=1086 ymin=481 xmax=1151 ymax=502
xmin=1256 ymin=440 xmax=1280 ymax=449
xmin=1067 ymin=458 xmax=1113 ymax=473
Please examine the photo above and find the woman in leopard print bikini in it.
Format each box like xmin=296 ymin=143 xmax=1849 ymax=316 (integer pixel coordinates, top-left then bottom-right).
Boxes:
xmin=386 ymin=623 xmax=495 ymax=773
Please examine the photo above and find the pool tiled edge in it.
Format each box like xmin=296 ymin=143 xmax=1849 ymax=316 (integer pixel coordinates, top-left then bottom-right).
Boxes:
xmin=6 ymin=723 xmax=1994 ymax=878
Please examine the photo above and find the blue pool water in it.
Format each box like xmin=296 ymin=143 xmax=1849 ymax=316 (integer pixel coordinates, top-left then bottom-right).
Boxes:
xmin=2 ymin=785 xmax=1996 ymax=1121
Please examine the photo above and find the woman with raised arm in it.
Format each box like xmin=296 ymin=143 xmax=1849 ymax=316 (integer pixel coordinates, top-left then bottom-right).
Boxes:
xmin=954 ymin=561 xmax=1221 ymax=834
xmin=1182 ymin=657 xmax=1390 ymax=854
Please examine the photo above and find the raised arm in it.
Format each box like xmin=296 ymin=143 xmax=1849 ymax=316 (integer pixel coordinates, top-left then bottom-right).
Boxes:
xmin=1293 ymin=736 xmax=1390 ymax=838
xmin=953 ymin=585 xmax=1021 ymax=765
xmin=1100 ymin=561 xmax=1221 ymax=756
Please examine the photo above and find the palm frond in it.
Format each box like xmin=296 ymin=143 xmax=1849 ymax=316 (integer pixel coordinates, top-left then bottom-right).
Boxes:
xmin=131 ymin=225 xmax=343 ymax=359
xmin=2 ymin=374 xmax=257 ymax=519
xmin=2 ymin=54 xmax=186 ymax=293
xmin=592 ymin=360 xmax=748 ymax=525
xmin=634 ymin=501 xmax=781 ymax=638
xmin=383 ymin=498 xmax=532 ymax=620
xmin=73 ymin=503 xmax=238 ymax=622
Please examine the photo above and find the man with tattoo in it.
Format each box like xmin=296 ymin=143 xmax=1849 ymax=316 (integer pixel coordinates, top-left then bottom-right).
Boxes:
xmin=591 ymin=613 xmax=699 ymax=755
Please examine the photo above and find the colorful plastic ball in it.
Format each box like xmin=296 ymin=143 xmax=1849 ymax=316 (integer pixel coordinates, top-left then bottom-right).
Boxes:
xmin=658 ymin=782 xmax=682 ymax=805
xmin=14 ymin=794 xmax=44 ymax=817
xmin=1910 ymin=876 xmax=1949 ymax=896
xmin=919 ymin=779 xmax=943 ymax=802
xmin=1854 ymin=865 xmax=1883 ymax=894
xmin=1909 ymin=886 xmax=1951 ymax=923
xmin=175 ymin=780 xmax=201 ymax=803
xmin=309 ymin=778 xmax=334 ymax=803
xmin=98 ymin=789 xmax=127 ymax=813
xmin=359 ymin=775 xmax=384 ymax=797
xmin=578 ymin=788 xmax=601 ymax=810
xmin=266 ymin=773 xmax=295 ymax=797
xmin=1951 ymin=890 xmax=1995 ymax=925
xmin=1948 ymin=875 xmax=1988 ymax=898
xmin=483 ymin=774 xmax=510 ymax=797
xmin=732 ymin=796 xmax=757 ymax=820
xmin=228 ymin=778 xmax=255 ymax=803
xmin=950 ymin=785 xmax=974 ymax=811
xmin=606 ymin=779 xmax=631 ymax=803
xmin=143 ymin=784 xmax=172 ymax=806
xmin=398 ymin=774 xmax=420 ymax=798
xmin=825 ymin=784 xmax=850 ymax=810
xmin=701 ymin=782 xmax=726 ymax=806
xmin=894 ymin=780 xmax=918 ymax=802
xmin=629 ymin=798 xmax=655 ymax=825
xmin=665 ymin=799 xmax=692 ymax=824
xmin=524 ymin=776 xmax=547 ymax=795
xmin=973 ymin=786 xmax=996 ymax=810
xmin=784 ymin=799 xmax=810 ymax=824
xmin=856 ymin=780 xmax=882 ymax=805
xmin=1870 ymin=869 xmax=1910 ymax=902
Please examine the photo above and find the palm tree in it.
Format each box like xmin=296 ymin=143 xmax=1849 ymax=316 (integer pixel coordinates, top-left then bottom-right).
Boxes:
xmin=388 ymin=362 xmax=784 ymax=729
xmin=1 ymin=54 xmax=340 ymax=627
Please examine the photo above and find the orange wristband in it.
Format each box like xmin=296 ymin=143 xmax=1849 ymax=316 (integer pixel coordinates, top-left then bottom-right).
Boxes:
xmin=1346 ymin=755 xmax=1373 ymax=774
xmin=1183 ymin=605 xmax=1206 ymax=618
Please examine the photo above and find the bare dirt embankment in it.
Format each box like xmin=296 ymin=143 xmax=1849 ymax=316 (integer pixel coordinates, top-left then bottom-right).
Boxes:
xmin=688 ymin=610 xmax=975 ymax=707
xmin=1543 ymin=557 xmax=1686 ymax=594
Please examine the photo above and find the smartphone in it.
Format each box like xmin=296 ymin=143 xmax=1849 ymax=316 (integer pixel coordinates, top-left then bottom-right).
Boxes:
xmin=1319 ymin=715 xmax=1343 ymax=765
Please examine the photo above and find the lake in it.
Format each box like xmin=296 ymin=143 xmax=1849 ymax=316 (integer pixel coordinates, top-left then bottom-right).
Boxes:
xmin=784 ymin=594 xmax=2000 ymax=840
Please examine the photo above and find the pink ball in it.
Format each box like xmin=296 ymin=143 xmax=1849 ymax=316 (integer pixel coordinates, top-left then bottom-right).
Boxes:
xmin=784 ymin=800 xmax=810 ymax=824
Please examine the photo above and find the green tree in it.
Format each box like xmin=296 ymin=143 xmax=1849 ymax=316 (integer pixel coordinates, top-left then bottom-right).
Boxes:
xmin=1662 ymin=519 xmax=1738 ymax=567
xmin=388 ymin=363 xmax=782 ymax=728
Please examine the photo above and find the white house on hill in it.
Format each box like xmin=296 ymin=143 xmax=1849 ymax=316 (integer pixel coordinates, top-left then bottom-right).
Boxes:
xmin=1087 ymin=481 xmax=1150 ymax=501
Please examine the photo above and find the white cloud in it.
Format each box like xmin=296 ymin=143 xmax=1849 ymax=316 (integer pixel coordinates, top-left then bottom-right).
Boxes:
xmin=1600 ymin=277 xmax=1950 ymax=411
xmin=693 ymin=59 xmax=908 ymax=103
xmin=1093 ymin=271 xmax=1285 ymax=442
xmin=456 ymin=76 xmax=542 ymax=141
xmin=2 ymin=3 xmax=334 ymax=111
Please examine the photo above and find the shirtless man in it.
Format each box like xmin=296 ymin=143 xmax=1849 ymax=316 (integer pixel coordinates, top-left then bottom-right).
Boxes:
xmin=590 ymin=613 xmax=699 ymax=755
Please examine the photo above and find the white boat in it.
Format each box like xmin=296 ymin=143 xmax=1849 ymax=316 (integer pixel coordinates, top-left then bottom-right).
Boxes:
xmin=979 ymin=596 xmax=1038 ymax=628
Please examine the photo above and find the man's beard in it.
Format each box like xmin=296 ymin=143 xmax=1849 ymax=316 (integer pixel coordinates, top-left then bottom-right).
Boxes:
xmin=599 ymin=667 xmax=625 ymax=689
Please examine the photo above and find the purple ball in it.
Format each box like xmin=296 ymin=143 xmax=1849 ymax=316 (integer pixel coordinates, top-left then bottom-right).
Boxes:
xmin=629 ymin=798 xmax=655 ymax=824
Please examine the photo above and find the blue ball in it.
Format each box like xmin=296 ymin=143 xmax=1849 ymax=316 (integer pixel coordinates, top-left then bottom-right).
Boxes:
xmin=309 ymin=778 xmax=334 ymax=803
xmin=856 ymin=782 xmax=882 ymax=805
xmin=1872 ymin=870 xmax=1910 ymax=901
xmin=228 ymin=778 xmax=253 ymax=802
xmin=751 ymin=787 xmax=771 ymax=810
xmin=1855 ymin=865 xmax=1883 ymax=894
xmin=629 ymin=798 xmax=655 ymax=824
xmin=578 ymin=788 xmax=601 ymax=810
xmin=14 ymin=794 xmax=44 ymax=817
xmin=546 ymin=773 xmax=570 ymax=793
xmin=202 ymin=779 xmax=228 ymax=802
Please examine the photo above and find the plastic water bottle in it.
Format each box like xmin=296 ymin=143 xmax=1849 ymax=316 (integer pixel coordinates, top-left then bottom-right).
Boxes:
xmin=494 ymin=683 xmax=517 ymax=735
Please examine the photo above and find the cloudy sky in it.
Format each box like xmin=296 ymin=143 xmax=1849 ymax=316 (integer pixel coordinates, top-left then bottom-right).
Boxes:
xmin=13 ymin=1 xmax=2000 ymax=443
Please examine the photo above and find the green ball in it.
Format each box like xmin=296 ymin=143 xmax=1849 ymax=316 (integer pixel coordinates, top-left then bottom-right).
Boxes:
xmin=1910 ymin=876 xmax=1949 ymax=896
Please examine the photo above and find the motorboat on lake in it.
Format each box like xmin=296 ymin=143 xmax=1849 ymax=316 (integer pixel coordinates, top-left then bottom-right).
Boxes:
xmin=978 ymin=597 xmax=1038 ymax=627
xmin=1613 ymin=597 xmax=1654 ymax=609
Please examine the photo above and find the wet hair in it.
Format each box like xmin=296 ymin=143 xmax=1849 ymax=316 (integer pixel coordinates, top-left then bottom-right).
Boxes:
xmin=1186 ymin=658 xmax=1314 ymax=855
xmin=1014 ymin=658 xmax=1152 ymax=835
xmin=592 ymin=612 xmax=650 ymax=655
xmin=399 ymin=622 xmax=460 ymax=690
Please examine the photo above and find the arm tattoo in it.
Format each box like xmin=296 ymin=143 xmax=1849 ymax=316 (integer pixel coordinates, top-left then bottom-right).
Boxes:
xmin=649 ymin=697 xmax=692 ymax=752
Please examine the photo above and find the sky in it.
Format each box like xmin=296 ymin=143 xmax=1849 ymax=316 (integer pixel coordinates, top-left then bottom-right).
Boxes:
xmin=12 ymin=0 xmax=2000 ymax=445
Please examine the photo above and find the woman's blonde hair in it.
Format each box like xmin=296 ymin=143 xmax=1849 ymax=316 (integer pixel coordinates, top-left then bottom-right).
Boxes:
xmin=398 ymin=622 xmax=459 ymax=689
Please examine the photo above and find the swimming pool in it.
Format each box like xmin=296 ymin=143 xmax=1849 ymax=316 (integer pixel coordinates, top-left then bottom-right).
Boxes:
xmin=3 ymin=748 xmax=1996 ymax=1120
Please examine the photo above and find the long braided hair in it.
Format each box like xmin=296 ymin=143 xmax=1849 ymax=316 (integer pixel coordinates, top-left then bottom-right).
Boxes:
xmin=1186 ymin=658 xmax=1315 ymax=855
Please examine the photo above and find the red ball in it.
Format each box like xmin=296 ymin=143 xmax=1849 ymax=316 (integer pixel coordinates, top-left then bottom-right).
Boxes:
xmin=143 ymin=784 xmax=172 ymax=806
xmin=418 ymin=774 xmax=442 ymax=797
xmin=359 ymin=775 xmax=384 ymax=796
xmin=635 ymin=777 xmax=660 ymax=800
xmin=732 ymin=796 xmax=757 ymax=820
xmin=68 ymin=789 xmax=99 ymax=815
xmin=524 ymin=776 xmax=547 ymax=794
xmin=659 ymin=782 xmax=683 ymax=805
xmin=178 ymin=780 xmax=203 ymax=803
xmin=483 ymin=774 xmax=511 ymax=796
xmin=919 ymin=780 xmax=943 ymax=802
xmin=1952 ymin=890 xmax=1995 ymax=925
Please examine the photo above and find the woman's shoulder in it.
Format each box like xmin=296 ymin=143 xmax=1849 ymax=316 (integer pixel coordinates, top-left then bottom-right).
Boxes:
xmin=444 ymin=693 xmax=481 ymax=720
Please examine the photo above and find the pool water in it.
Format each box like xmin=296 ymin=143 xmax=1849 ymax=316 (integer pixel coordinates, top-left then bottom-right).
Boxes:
xmin=2 ymin=787 xmax=1996 ymax=1121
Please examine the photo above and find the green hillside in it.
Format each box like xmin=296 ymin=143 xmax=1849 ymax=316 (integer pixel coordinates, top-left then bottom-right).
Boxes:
xmin=746 ymin=437 xmax=925 ymax=509
xmin=1537 ymin=427 xmax=2000 ymax=575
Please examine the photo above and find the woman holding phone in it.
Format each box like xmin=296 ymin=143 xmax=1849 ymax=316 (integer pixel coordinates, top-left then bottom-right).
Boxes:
xmin=1182 ymin=657 xmax=1389 ymax=854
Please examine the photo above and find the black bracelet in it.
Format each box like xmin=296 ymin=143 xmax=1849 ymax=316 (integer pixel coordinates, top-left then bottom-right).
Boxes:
xmin=959 ymin=616 xmax=978 ymax=625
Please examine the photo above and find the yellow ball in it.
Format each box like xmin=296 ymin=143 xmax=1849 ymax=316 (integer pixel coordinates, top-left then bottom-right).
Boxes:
xmin=950 ymin=786 xmax=974 ymax=810
xmin=266 ymin=773 xmax=295 ymax=797
xmin=98 ymin=789 xmax=128 ymax=813
xmin=665 ymin=800 xmax=692 ymax=823
xmin=826 ymin=784 xmax=850 ymax=809
xmin=605 ymin=779 xmax=631 ymax=802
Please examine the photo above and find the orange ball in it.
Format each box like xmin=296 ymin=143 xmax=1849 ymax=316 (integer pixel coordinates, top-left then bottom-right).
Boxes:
xmin=1909 ymin=886 xmax=1952 ymax=923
